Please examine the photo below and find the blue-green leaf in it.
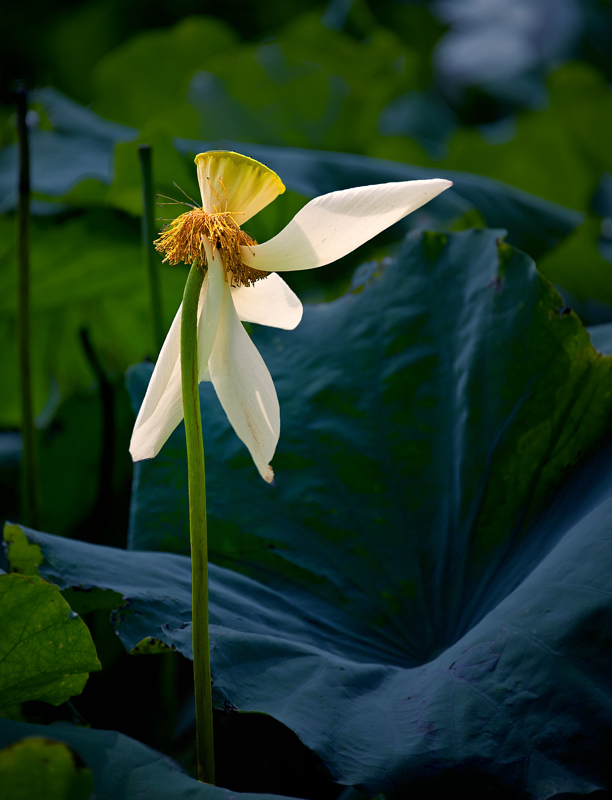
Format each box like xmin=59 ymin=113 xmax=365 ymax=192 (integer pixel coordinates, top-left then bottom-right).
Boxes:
xmin=0 ymin=88 xmax=137 ymax=214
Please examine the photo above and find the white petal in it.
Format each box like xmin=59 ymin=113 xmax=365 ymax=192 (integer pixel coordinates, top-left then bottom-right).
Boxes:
xmin=130 ymin=249 xmax=223 ymax=462
xmin=230 ymin=273 xmax=303 ymax=330
xmin=208 ymin=280 xmax=280 ymax=482
xmin=195 ymin=151 xmax=285 ymax=224
xmin=240 ymin=179 xmax=453 ymax=272
xmin=130 ymin=302 xmax=184 ymax=462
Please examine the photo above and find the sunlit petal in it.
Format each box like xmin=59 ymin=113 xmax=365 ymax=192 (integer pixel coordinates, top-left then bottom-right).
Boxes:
xmin=130 ymin=246 xmax=223 ymax=462
xmin=231 ymin=273 xmax=303 ymax=330
xmin=208 ymin=280 xmax=280 ymax=483
xmin=195 ymin=151 xmax=285 ymax=224
xmin=241 ymin=179 xmax=453 ymax=271
xmin=130 ymin=302 xmax=184 ymax=462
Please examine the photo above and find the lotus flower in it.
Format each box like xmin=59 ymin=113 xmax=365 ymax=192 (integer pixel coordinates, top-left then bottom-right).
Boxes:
xmin=130 ymin=151 xmax=452 ymax=481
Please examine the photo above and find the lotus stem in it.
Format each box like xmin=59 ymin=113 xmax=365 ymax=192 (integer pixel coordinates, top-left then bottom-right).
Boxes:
xmin=16 ymin=83 xmax=40 ymax=530
xmin=180 ymin=259 xmax=215 ymax=784
xmin=139 ymin=144 xmax=165 ymax=356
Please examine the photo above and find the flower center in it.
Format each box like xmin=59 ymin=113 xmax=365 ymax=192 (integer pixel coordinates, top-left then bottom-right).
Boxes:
xmin=154 ymin=208 xmax=268 ymax=287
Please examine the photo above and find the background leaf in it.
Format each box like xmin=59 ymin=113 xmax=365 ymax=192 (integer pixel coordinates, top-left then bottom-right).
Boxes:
xmin=0 ymin=210 xmax=186 ymax=427
xmin=0 ymin=88 xmax=137 ymax=214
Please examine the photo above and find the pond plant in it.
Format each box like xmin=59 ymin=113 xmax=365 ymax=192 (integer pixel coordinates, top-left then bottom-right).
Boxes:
xmin=130 ymin=148 xmax=450 ymax=782
xmin=2 ymin=4 xmax=612 ymax=798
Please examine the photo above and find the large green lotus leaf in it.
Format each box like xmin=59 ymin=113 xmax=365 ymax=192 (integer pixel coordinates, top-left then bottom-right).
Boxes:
xmin=0 ymin=210 xmax=186 ymax=426
xmin=0 ymin=573 xmax=100 ymax=709
xmin=91 ymin=13 xmax=417 ymax=152
xmin=91 ymin=16 xmax=238 ymax=129
xmin=188 ymin=15 xmax=419 ymax=154
xmin=0 ymin=719 xmax=300 ymax=800
xmin=175 ymin=138 xmax=581 ymax=260
xmin=129 ymin=227 xmax=610 ymax=568
xmin=13 ymin=452 xmax=612 ymax=799
xmin=16 ymin=229 xmax=612 ymax=796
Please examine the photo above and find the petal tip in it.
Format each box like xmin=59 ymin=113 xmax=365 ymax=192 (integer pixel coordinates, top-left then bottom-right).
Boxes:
xmin=285 ymin=304 xmax=303 ymax=330
xmin=129 ymin=436 xmax=156 ymax=464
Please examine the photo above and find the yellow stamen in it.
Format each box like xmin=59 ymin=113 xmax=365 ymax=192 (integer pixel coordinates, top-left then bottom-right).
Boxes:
xmin=154 ymin=208 xmax=267 ymax=287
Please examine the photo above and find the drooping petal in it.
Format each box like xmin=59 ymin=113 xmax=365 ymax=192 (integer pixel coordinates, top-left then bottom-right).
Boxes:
xmin=231 ymin=273 xmax=303 ymax=330
xmin=240 ymin=179 xmax=453 ymax=272
xmin=195 ymin=151 xmax=285 ymax=224
xmin=208 ymin=279 xmax=280 ymax=483
xmin=129 ymin=301 xmax=184 ymax=462
xmin=130 ymin=248 xmax=224 ymax=462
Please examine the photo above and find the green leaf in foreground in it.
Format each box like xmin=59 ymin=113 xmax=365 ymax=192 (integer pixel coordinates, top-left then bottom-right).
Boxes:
xmin=0 ymin=719 xmax=301 ymax=800
xmin=0 ymin=573 xmax=100 ymax=709
xmin=0 ymin=736 xmax=93 ymax=800
xmin=21 ymin=229 xmax=612 ymax=797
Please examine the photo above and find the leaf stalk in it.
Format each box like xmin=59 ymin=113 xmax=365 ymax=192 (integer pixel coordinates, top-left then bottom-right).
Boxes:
xmin=16 ymin=83 xmax=40 ymax=529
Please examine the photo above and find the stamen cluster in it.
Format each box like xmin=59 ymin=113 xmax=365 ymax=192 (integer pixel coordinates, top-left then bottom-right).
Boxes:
xmin=155 ymin=209 xmax=267 ymax=287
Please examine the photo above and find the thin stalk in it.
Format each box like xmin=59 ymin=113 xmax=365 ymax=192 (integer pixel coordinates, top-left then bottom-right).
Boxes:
xmin=139 ymin=144 xmax=165 ymax=355
xmin=16 ymin=83 xmax=40 ymax=529
xmin=180 ymin=260 xmax=215 ymax=784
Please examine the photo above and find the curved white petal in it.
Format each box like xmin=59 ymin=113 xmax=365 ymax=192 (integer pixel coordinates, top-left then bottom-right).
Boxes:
xmin=230 ymin=273 xmax=303 ymax=330
xmin=195 ymin=151 xmax=285 ymax=224
xmin=208 ymin=280 xmax=280 ymax=483
xmin=240 ymin=179 xmax=453 ymax=272
xmin=130 ymin=302 xmax=185 ymax=462
xmin=130 ymin=247 xmax=224 ymax=461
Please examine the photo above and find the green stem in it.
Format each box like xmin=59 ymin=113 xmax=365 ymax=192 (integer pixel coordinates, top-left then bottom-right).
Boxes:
xmin=16 ymin=83 xmax=40 ymax=530
xmin=139 ymin=144 xmax=165 ymax=356
xmin=180 ymin=260 xmax=215 ymax=784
